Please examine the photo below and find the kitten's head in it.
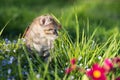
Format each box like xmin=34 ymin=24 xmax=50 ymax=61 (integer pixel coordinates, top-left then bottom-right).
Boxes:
xmin=38 ymin=15 xmax=61 ymax=40
xmin=24 ymin=15 xmax=61 ymax=41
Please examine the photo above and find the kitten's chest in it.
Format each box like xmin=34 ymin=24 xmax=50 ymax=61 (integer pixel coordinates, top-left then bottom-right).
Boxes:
xmin=38 ymin=37 xmax=54 ymax=50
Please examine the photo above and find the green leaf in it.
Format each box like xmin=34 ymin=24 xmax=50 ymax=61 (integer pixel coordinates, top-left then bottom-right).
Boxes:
xmin=0 ymin=19 xmax=11 ymax=36
xmin=82 ymin=74 xmax=89 ymax=80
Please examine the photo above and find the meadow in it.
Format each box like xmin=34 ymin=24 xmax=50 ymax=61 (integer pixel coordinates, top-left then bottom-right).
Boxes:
xmin=0 ymin=0 xmax=120 ymax=80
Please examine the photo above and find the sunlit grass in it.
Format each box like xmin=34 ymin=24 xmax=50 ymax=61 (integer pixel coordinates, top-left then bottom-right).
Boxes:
xmin=0 ymin=0 xmax=120 ymax=79
xmin=0 ymin=13 xmax=119 ymax=79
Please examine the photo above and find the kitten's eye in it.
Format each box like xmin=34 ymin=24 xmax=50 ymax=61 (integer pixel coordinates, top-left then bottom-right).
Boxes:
xmin=48 ymin=29 xmax=54 ymax=31
xmin=53 ymin=29 xmax=58 ymax=36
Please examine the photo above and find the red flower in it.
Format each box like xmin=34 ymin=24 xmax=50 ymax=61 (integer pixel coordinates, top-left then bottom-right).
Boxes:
xmin=65 ymin=67 xmax=72 ymax=74
xmin=65 ymin=58 xmax=77 ymax=74
xmin=86 ymin=64 xmax=107 ymax=80
xmin=113 ymin=57 xmax=120 ymax=67
xmin=103 ymin=58 xmax=113 ymax=72
xmin=70 ymin=58 xmax=76 ymax=65
xmin=71 ymin=64 xmax=77 ymax=70
xmin=116 ymin=76 xmax=120 ymax=80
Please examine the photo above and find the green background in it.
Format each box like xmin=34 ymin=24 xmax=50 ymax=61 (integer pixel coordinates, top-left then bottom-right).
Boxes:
xmin=0 ymin=0 xmax=120 ymax=39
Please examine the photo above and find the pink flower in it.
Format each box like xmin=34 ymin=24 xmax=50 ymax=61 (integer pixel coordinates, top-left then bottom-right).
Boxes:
xmin=70 ymin=58 xmax=76 ymax=65
xmin=71 ymin=64 xmax=77 ymax=70
xmin=116 ymin=76 xmax=120 ymax=80
xmin=86 ymin=64 xmax=107 ymax=80
xmin=103 ymin=58 xmax=113 ymax=71
xmin=65 ymin=58 xmax=77 ymax=74
xmin=113 ymin=57 xmax=120 ymax=67
xmin=65 ymin=67 xmax=72 ymax=74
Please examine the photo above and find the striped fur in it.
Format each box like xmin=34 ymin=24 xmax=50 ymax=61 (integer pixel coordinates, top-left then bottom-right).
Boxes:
xmin=23 ymin=15 xmax=61 ymax=60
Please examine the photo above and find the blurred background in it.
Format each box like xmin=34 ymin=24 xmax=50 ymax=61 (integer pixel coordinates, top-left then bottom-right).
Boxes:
xmin=0 ymin=0 xmax=120 ymax=39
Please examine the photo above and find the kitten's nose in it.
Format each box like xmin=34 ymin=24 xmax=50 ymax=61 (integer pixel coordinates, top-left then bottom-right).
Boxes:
xmin=53 ymin=30 xmax=58 ymax=36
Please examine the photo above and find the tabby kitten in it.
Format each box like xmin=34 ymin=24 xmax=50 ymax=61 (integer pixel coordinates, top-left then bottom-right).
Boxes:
xmin=23 ymin=15 xmax=61 ymax=60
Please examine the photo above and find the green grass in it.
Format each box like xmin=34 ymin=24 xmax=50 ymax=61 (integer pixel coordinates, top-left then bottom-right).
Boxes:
xmin=0 ymin=0 xmax=120 ymax=38
xmin=0 ymin=14 xmax=120 ymax=79
xmin=0 ymin=0 xmax=120 ymax=79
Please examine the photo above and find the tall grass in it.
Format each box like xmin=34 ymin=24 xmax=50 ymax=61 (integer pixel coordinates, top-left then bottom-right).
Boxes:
xmin=0 ymin=13 xmax=119 ymax=80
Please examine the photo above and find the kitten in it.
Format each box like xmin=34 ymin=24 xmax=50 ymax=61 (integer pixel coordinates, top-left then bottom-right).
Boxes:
xmin=23 ymin=15 xmax=61 ymax=60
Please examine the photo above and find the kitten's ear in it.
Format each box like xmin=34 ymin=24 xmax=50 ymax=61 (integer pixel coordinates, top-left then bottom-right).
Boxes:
xmin=40 ymin=17 xmax=46 ymax=25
